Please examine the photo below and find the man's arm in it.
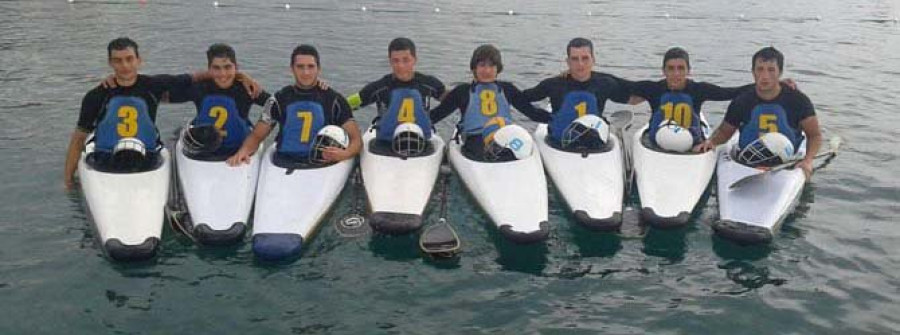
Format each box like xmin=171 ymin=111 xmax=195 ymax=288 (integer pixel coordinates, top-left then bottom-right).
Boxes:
xmin=693 ymin=121 xmax=737 ymax=153
xmin=796 ymin=116 xmax=822 ymax=179
xmin=227 ymin=97 xmax=277 ymax=166
xmin=322 ymin=120 xmax=362 ymax=162
xmin=322 ymin=93 xmax=362 ymax=162
xmin=63 ymin=130 xmax=89 ymax=189
xmin=507 ymin=83 xmax=551 ymax=123
xmin=226 ymin=122 xmax=272 ymax=166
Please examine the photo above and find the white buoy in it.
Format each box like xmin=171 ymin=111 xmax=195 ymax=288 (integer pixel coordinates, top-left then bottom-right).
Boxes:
xmin=507 ymin=10 xmax=514 ymax=16
xmin=284 ymin=3 xmax=290 ymax=9
xmin=664 ymin=12 xmax=670 ymax=19
xmin=738 ymin=13 xmax=745 ymax=20
xmin=213 ymin=1 xmax=219 ymax=7
xmin=587 ymin=11 xmax=592 ymax=16
xmin=434 ymin=7 xmax=440 ymax=13
xmin=814 ymin=15 xmax=821 ymax=21
xmin=361 ymin=6 xmax=367 ymax=11
xmin=893 ymin=17 xmax=899 ymax=23
xmin=67 ymin=0 xmax=74 ymax=3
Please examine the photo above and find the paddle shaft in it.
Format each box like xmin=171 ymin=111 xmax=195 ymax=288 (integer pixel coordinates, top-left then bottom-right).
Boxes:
xmin=729 ymin=136 xmax=842 ymax=190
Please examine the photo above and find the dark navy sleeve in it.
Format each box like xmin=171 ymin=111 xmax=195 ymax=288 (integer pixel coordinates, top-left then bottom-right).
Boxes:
xmin=792 ymin=89 xmax=816 ymax=121
xmin=331 ymin=90 xmax=354 ymax=126
xmin=723 ymin=96 xmax=747 ymax=128
xmin=521 ymin=78 xmax=551 ymax=102
xmin=358 ymin=76 xmax=388 ymax=108
xmin=698 ymin=82 xmax=754 ymax=101
xmin=429 ymin=85 xmax=466 ymax=124
xmin=165 ymin=81 xmax=197 ymax=104
xmin=504 ymin=82 xmax=551 ymax=123
xmin=252 ymin=90 xmax=272 ymax=106
xmin=630 ymin=80 xmax=658 ymax=101
xmin=76 ymin=86 xmax=106 ymax=132
xmin=606 ymin=74 xmax=634 ymax=104
xmin=419 ymin=73 xmax=446 ymax=99
xmin=147 ymin=73 xmax=194 ymax=97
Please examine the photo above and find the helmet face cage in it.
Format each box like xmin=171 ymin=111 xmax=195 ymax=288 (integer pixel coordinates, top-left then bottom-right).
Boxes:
xmin=484 ymin=141 xmax=513 ymax=161
xmin=392 ymin=129 xmax=426 ymax=157
xmin=183 ymin=125 xmax=222 ymax=155
xmin=737 ymin=137 xmax=783 ymax=167
xmin=310 ymin=134 xmax=344 ymax=164
xmin=561 ymin=122 xmax=602 ymax=150
xmin=112 ymin=137 xmax=147 ymax=171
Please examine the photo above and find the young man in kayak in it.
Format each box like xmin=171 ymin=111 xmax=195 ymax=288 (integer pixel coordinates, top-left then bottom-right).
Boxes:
xmin=694 ymin=47 xmax=822 ymax=178
xmin=521 ymin=37 xmax=632 ymax=149
xmin=429 ymin=44 xmax=550 ymax=160
xmin=63 ymin=37 xmax=206 ymax=189
xmin=227 ymin=44 xmax=361 ymax=166
xmin=348 ymin=37 xmax=445 ymax=148
xmin=165 ymin=43 xmax=272 ymax=158
xmin=626 ymin=47 xmax=758 ymax=151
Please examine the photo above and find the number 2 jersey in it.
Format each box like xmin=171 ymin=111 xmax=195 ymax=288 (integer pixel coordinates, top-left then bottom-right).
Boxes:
xmin=168 ymin=81 xmax=271 ymax=154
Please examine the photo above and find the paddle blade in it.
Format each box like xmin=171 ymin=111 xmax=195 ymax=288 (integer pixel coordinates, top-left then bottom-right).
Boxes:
xmin=608 ymin=110 xmax=634 ymax=130
xmin=419 ymin=219 xmax=460 ymax=258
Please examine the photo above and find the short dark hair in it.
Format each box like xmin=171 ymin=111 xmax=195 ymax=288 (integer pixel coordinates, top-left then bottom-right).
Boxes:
xmin=470 ymin=44 xmax=503 ymax=73
xmin=108 ymin=37 xmax=139 ymax=59
xmin=206 ymin=43 xmax=236 ymax=67
xmin=566 ymin=37 xmax=594 ymax=58
xmin=663 ymin=47 xmax=691 ymax=69
xmin=388 ymin=37 xmax=416 ymax=58
xmin=752 ymin=46 xmax=784 ymax=72
xmin=291 ymin=44 xmax=320 ymax=67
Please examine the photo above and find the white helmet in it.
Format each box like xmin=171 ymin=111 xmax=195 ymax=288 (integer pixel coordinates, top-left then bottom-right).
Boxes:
xmin=392 ymin=123 xmax=427 ymax=157
xmin=561 ymin=114 xmax=609 ymax=150
xmin=737 ymin=132 xmax=795 ymax=166
xmin=485 ymin=125 xmax=534 ymax=161
xmin=310 ymin=125 xmax=349 ymax=163
xmin=655 ymin=120 xmax=694 ymax=152
xmin=112 ymin=137 xmax=147 ymax=170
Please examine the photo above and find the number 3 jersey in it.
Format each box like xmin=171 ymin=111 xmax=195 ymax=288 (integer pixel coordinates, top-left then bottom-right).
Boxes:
xmin=723 ymin=84 xmax=815 ymax=149
xmin=77 ymin=74 xmax=193 ymax=152
xmin=259 ymin=85 xmax=353 ymax=157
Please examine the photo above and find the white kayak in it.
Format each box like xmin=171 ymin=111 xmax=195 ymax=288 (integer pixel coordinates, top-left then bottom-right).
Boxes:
xmin=447 ymin=135 xmax=549 ymax=244
xmin=174 ymin=137 xmax=262 ymax=245
xmin=714 ymin=133 xmax=807 ymax=244
xmin=534 ymin=124 xmax=623 ymax=231
xmin=251 ymin=146 xmax=353 ymax=260
xmin=78 ymin=141 xmax=169 ymax=262
xmin=360 ymin=126 xmax=444 ymax=234
xmin=632 ymin=125 xmax=716 ymax=228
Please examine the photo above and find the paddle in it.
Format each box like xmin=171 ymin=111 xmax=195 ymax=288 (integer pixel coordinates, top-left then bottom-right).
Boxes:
xmin=335 ymin=161 xmax=370 ymax=237
xmin=165 ymin=127 xmax=196 ymax=242
xmin=728 ymin=136 xmax=842 ymax=190
xmin=608 ymin=109 xmax=648 ymax=238
xmin=419 ymin=160 xmax=461 ymax=258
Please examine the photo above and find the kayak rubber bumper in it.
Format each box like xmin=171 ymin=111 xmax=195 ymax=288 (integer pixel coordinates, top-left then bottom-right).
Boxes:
xmin=712 ymin=220 xmax=774 ymax=244
xmin=193 ymin=222 xmax=247 ymax=246
xmin=105 ymin=237 xmax=160 ymax=262
xmin=641 ymin=208 xmax=691 ymax=229
xmin=369 ymin=212 xmax=423 ymax=235
xmin=252 ymin=233 xmax=303 ymax=261
xmin=573 ymin=210 xmax=622 ymax=231
xmin=499 ymin=221 xmax=550 ymax=244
